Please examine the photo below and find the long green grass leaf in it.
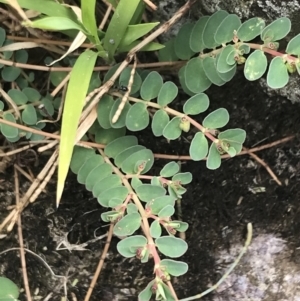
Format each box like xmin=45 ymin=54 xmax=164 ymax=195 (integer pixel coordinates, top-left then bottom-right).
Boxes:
xmin=57 ymin=49 xmax=98 ymax=206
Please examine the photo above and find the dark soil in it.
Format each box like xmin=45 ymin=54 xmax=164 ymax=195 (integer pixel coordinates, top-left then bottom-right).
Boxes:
xmin=1 ymin=70 xmax=300 ymax=301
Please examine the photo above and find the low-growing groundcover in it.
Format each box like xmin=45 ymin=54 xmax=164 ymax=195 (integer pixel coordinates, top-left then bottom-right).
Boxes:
xmin=1 ymin=72 xmax=300 ymax=301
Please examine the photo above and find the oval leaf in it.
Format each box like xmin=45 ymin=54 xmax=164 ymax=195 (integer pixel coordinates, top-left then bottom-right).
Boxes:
xmin=261 ymin=17 xmax=291 ymax=41
xmin=189 ymin=132 xmax=208 ymax=161
xmin=117 ymin=235 xmax=147 ymax=258
xmin=162 ymin=117 xmax=182 ymax=140
xmin=174 ymin=23 xmax=196 ymax=60
xmin=157 ymin=81 xmax=178 ymax=106
xmin=183 ymin=93 xmax=209 ymax=115
xmin=104 ymin=135 xmax=138 ymax=158
xmin=244 ymin=50 xmax=267 ymax=81
xmin=150 ymin=219 xmax=162 ymax=238
xmin=215 ymin=14 xmax=241 ymax=44
xmin=190 ymin=16 xmax=210 ymax=52
xmin=156 ymin=236 xmax=188 ymax=258
xmin=114 ymin=212 xmax=141 ymax=236
xmin=185 ymin=57 xmax=211 ymax=93
xmin=160 ymin=162 xmax=180 ymax=178
xmin=203 ymin=108 xmax=229 ymax=129
xmin=152 ymin=109 xmax=170 ymax=137
xmin=140 ymin=71 xmax=163 ymax=101
xmin=126 ymin=102 xmax=149 ymax=131
xmin=267 ymin=57 xmax=289 ymax=89
xmin=160 ymin=259 xmax=188 ymax=277
xmin=206 ymin=143 xmax=221 ymax=170
xmin=237 ymin=17 xmax=265 ymax=41
xmin=136 ymin=184 xmax=166 ymax=202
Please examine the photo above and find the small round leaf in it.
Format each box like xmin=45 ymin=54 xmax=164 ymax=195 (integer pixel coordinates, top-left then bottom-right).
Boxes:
xmin=162 ymin=117 xmax=182 ymax=140
xmin=215 ymin=14 xmax=241 ymax=44
xmin=206 ymin=143 xmax=221 ymax=170
xmin=202 ymin=57 xmax=226 ymax=86
xmin=190 ymin=16 xmax=210 ymax=52
xmin=150 ymin=219 xmax=162 ymax=238
xmin=157 ymin=81 xmax=178 ymax=106
xmin=183 ymin=93 xmax=209 ymax=115
xmin=261 ymin=17 xmax=291 ymax=41
xmin=140 ymin=71 xmax=163 ymax=101
xmin=267 ymin=57 xmax=289 ymax=89
xmin=244 ymin=50 xmax=267 ymax=81
xmin=152 ymin=109 xmax=170 ymax=137
xmin=286 ymin=33 xmax=300 ymax=55
xmin=113 ymin=212 xmax=141 ymax=236
xmin=189 ymin=132 xmax=208 ymax=161
xmin=160 ymin=162 xmax=180 ymax=177
xmin=156 ymin=236 xmax=188 ymax=258
xmin=97 ymin=94 xmax=114 ymax=129
xmin=0 ymin=276 xmax=19 ymax=299
xmin=203 ymin=108 xmax=229 ymax=129
xmin=136 ymin=184 xmax=166 ymax=202
xmin=126 ymin=102 xmax=149 ymax=131
xmin=160 ymin=259 xmax=188 ymax=277
xmin=104 ymin=135 xmax=138 ymax=158
xmin=8 ymin=89 xmax=28 ymax=105
xmin=237 ymin=17 xmax=265 ymax=42
xmin=174 ymin=23 xmax=196 ymax=60
xmin=2 ymin=66 xmax=21 ymax=82
xmin=117 ymin=235 xmax=147 ymax=258
xmin=22 ymin=104 xmax=37 ymax=125
xmin=1 ymin=112 xmax=18 ymax=139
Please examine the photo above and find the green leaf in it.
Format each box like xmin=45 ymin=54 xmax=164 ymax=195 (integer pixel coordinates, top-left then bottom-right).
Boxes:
xmin=22 ymin=87 xmax=41 ymax=102
xmin=172 ymin=172 xmax=192 ymax=185
xmin=185 ymin=57 xmax=211 ymax=93
xmin=178 ymin=66 xmax=195 ymax=96
xmin=0 ymin=277 xmax=19 ymax=300
xmin=150 ymin=219 xmax=162 ymax=238
xmin=147 ymin=196 xmax=176 ymax=215
xmin=98 ymin=186 xmax=128 ymax=207
xmin=202 ymin=57 xmax=226 ymax=86
xmin=138 ymin=280 xmax=154 ymax=301
xmin=160 ymin=162 xmax=180 ymax=177
xmin=21 ymin=104 xmax=37 ymax=125
xmin=162 ymin=117 xmax=182 ymax=140
xmin=70 ymin=146 xmax=95 ymax=173
xmin=151 ymin=109 xmax=170 ymax=137
xmin=217 ymin=45 xmax=236 ymax=73
xmin=131 ymin=177 xmax=143 ymax=191
xmin=156 ymin=236 xmax=188 ymax=258
xmin=40 ymin=97 xmax=55 ymax=116
xmin=127 ymin=203 xmax=138 ymax=214
xmin=119 ymin=22 xmax=159 ymax=48
xmin=57 ymin=50 xmax=98 ymax=205
xmin=202 ymin=10 xmax=229 ymax=49
xmin=237 ymin=17 xmax=265 ymax=42
xmin=95 ymin=127 xmax=126 ymax=144
xmin=92 ymin=174 xmax=122 ymax=198
xmin=189 ymin=132 xmax=208 ymax=161
xmin=286 ymin=33 xmax=300 ymax=55
xmin=0 ymin=101 xmax=4 ymax=111
xmin=24 ymin=17 xmax=87 ymax=33
xmin=136 ymin=184 xmax=166 ymax=202
xmin=140 ymin=71 xmax=163 ymax=101
xmin=109 ymin=99 xmax=131 ymax=128
xmin=157 ymin=81 xmax=178 ymax=106
xmin=174 ymin=23 xmax=196 ymax=60
xmin=104 ymin=135 xmax=138 ymax=158
xmin=206 ymin=143 xmax=221 ymax=170
xmin=85 ymin=163 xmax=113 ymax=191
xmin=101 ymin=210 xmax=120 ymax=222
xmin=160 ymin=259 xmax=188 ymax=277
xmin=218 ymin=128 xmax=246 ymax=144
xmin=8 ymin=89 xmax=28 ymax=105
xmin=97 ymin=94 xmax=114 ymax=129
xmin=158 ymin=38 xmax=178 ymax=62
xmin=103 ymin=0 xmax=141 ymax=61
xmin=267 ymin=56 xmax=289 ymax=89
xmin=203 ymin=108 xmax=229 ymax=129
xmin=244 ymin=50 xmax=267 ymax=81
xmin=15 ymin=49 xmax=28 ymax=63
xmin=1 ymin=112 xmax=18 ymax=139
xmin=119 ymin=67 xmax=142 ymax=95
xmin=125 ymin=102 xmax=149 ymax=131
xmin=183 ymin=93 xmax=209 ymax=115
xmin=261 ymin=17 xmax=291 ymax=42
xmin=0 ymin=27 xmax=6 ymax=47
xmin=158 ymin=205 xmax=175 ymax=218
xmin=115 ymin=145 xmax=145 ymax=167
xmin=2 ymin=66 xmax=21 ymax=82
xmin=117 ymin=235 xmax=147 ymax=257
xmin=77 ymin=154 xmax=104 ymax=184
xmin=190 ymin=16 xmax=209 ymax=52
xmin=114 ymin=212 xmax=141 ymax=236
xmin=1 ymin=0 xmax=78 ymax=19
xmin=121 ymin=148 xmax=154 ymax=174
xmin=215 ymin=14 xmax=241 ymax=44
xmin=81 ymin=0 xmax=101 ymax=47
